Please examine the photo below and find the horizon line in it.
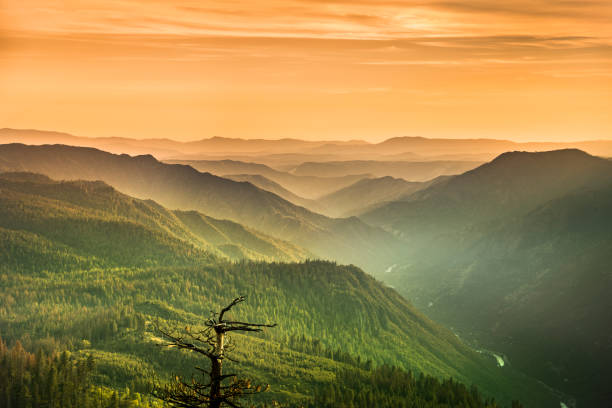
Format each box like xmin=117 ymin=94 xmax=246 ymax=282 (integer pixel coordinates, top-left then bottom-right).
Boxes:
xmin=3 ymin=127 xmax=612 ymax=145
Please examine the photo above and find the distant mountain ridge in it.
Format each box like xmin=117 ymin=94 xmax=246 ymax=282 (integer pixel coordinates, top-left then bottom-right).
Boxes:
xmin=291 ymin=160 xmax=481 ymax=181
xmin=362 ymin=149 xmax=612 ymax=240
xmin=224 ymin=173 xmax=325 ymax=213
xmin=3 ymin=128 xmax=612 ymax=160
xmin=0 ymin=128 xmax=368 ymax=158
xmin=165 ymin=159 xmax=370 ymax=199
xmin=317 ymin=176 xmax=428 ymax=217
xmin=0 ymin=143 xmax=404 ymax=274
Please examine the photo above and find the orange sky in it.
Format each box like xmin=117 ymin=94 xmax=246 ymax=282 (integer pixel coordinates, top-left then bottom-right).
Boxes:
xmin=1 ymin=0 xmax=611 ymax=142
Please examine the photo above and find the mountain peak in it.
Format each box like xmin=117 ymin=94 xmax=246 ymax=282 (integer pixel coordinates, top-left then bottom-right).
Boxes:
xmin=493 ymin=148 xmax=593 ymax=162
xmin=468 ymin=148 xmax=603 ymax=176
xmin=133 ymin=154 xmax=158 ymax=162
xmin=378 ymin=136 xmax=427 ymax=145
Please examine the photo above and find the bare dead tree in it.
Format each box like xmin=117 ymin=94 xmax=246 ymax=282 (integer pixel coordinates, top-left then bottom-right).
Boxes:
xmin=155 ymin=296 xmax=277 ymax=408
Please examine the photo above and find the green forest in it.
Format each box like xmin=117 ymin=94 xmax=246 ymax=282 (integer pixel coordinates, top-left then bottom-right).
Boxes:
xmin=0 ymin=172 xmax=556 ymax=406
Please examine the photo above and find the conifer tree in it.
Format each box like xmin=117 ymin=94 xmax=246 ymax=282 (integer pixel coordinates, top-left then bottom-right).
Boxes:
xmin=155 ymin=296 xmax=276 ymax=408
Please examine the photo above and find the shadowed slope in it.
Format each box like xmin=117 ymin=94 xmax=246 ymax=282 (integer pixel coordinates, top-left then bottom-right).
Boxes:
xmin=165 ymin=159 xmax=369 ymax=199
xmin=224 ymin=173 xmax=325 ymax=213
xmin=362 ymin=149 xmax=612 ymax=240
xmin=359 ymin=149 xmax=612 ymax=407
xmin=317 ymin=176 xmax=427 ymax=217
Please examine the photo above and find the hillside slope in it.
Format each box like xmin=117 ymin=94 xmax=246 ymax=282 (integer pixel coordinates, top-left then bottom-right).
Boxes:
xmin=165 ymin=159 xmax=369 ymax=199
xmin=0 ymin=173 xmax=558 ymax=406
xmin=224 ymin=173 xmax=325 ymax=213
xmin=317 ymin=176 xmax=427 ymax=217
xmin=0 ymin=144 xmax=403 ymax=274
xmin=360 ymin=150 xmax=612 ymax=406
xmin=384 ymin=184 xmax=612 ymax=407
xmin=0 ymin=172 xmax=311 ymax=264
xmin=362 ymin=149 xmax=612 ymax=242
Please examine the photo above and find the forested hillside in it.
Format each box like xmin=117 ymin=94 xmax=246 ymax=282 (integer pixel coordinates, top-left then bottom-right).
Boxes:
xmin=0 ymin=262 xmax=554 ymax=407
xmin=362 ymin=149 xmax=612 ymax=238
xmin=383 ymin=183 xmax=612 ymax=407
xmin=3 ymin=0 xmax=609 ymax=403
xmin=0 ymin=144 xmax=403 ymax=274
xmin=0 ymin=172 xmax=558 ymax=407
xmin=360 ymin=149 xmax=612 ymax=406
xmin=0 ymin=339 xmax=160 ymax=408
xmin=0 ymin=172 xmax=309 ymax=264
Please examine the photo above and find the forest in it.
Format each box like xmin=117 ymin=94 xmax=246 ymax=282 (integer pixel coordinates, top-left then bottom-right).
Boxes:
xmin=0 ymin=172 xmax=550 ymax=407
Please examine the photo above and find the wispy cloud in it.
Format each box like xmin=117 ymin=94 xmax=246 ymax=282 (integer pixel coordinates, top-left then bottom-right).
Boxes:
xmin=1 ymin=0 xmax=610 ymax=142
xmin=429 ymin=0 xmax=612 ymax=20
xmin=4 ymin=0 xmax=610 ymax=38
xmin=3 ymin=0 xmax=610 ymax=60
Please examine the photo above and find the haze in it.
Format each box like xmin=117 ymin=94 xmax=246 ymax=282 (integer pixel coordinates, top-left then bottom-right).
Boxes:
xmin=1 ymin=0 xmax=611 ymax=141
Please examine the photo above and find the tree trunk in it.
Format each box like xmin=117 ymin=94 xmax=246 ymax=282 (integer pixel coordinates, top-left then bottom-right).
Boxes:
xmin=210 ymin=330 xmax=225 ymax=408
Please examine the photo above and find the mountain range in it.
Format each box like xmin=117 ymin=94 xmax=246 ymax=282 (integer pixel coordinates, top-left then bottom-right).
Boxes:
xmin=359 ymin=149 xmax=612 ymax=406
xmin=3 ymin=131 xmax=610 ymax=406
xmin=0 ymin=143 xmax=404 ymax=274
xmin=0 ymin=171 xmax=559 ymax=407
xmin=362 ymin=149 xmax=612 ymax=239
xmin=315 ymin=176 xmax=431 ymax=217
xmin=290 ymin=160 xmax=481 ymax=180
xmin=0 ymin=172 xmax=310 ymax=265
xmin=3 ymin=128 xmax=612 ymax=162
xmin=165 ymin=159 xmax=369 ymax=199
xmin=223 ymin=173 xmax=325 ymax=213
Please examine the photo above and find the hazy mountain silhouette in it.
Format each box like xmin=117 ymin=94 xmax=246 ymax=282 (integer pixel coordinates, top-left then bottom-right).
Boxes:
xmin=360 ymin=149 xmax=612 ymax=406
xmin=0 ymin=144 xmax=403 ymax=273
xmin=224 ymin=173 xmax=325 ymax=213
xmin=317 ymin=176 xmax=428 ymax=217
xmin=0 ymin=128 xmax=365 ymax=158
xmin=291 ymin=160 xmax=481 ymax=181
xmin=165 ymin=159 xmax=370 ymax=199
xmin=362 ymin=149 xmax=612 ymax=240
xmin=0 ymin=128 xmax=187 ymax=158
xmin=4 ymin=128 xmax=612 ymax=161
xmin=309 ymin=136 xmax=612 ymax=158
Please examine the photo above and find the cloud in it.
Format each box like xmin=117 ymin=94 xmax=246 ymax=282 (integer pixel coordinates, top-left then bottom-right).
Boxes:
xmin=428 ymin=0 xmax=612 ymax=20
xmin=3 ymin=0 xmax=610 ymax=44
xmin=2 ymin=0 xmax=609 ymax=83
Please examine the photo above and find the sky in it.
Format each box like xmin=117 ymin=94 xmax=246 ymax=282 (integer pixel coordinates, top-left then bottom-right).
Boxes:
xmin=1 ymin=0 xmax=611 ymax=142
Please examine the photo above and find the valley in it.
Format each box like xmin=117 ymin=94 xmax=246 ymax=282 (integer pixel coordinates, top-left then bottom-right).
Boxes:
xmin=1 ymin=131 xmax=611 ymax=407
xmin=0 ymin=170 xmax=558 ymax=407
xmin=3 ymin=2 xmax=608 ymax=406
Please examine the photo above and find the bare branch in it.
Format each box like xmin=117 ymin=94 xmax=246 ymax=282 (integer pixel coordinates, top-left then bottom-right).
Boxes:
xmin=223 ymin=321 xmax=277 ymax=328
xmin=218 ymin=296 xmax=246 ymax=323
xmin=154 ymin=295 xmax=275 ymax=408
